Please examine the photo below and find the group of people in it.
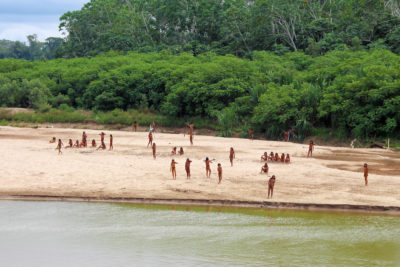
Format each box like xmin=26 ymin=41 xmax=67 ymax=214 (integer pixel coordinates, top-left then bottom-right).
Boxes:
xmin=51 ymin=131 xmax=113 ymax=154
xmin=261 ymin=152 xmax=291 ymax=163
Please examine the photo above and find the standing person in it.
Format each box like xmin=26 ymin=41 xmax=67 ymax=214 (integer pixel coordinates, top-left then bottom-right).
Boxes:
xmin=307 ymin=140 xmax=314 ymax=157
xmin=249 ymin=129 xmax=254 ymax=140
xmin=229 ymin=147 xmax=235 ymax=166
xmin=268 ymin=175 xmax=276 ymax=198
xmin=82 ymin=131 xmax=87 ymax=147
xmin=152 ymin=121 xmax=156 ymax=133
xmin=147 ymin=131 xmax=153 ymax=147
xmin=364 ymin=163 xmax=368 ymax=186
xmin=204 ymin=157 xmax=213 ymax=178
xmin=99 ymin=132 xmax=105 ymax=143
xmin=189 ymin=132 xmax=194 ymax=145
xmin=152 ymin=143 xmax=157 ymax=159
xmin=185 ymin=158 xmax=192 ymax=179
xmin=57 ymin=139 xmax=63 ymax=155
xmin=109 ymin=134 xmax=113 ymax=150
xmin=133 ymin=121 xmax=137 ymax=132
xmin=217 ymin=163 xmax=223 ymax=184
xmin=284 ymin=131 xmax=289 ymax=142
xmin=170 ymin=159 xmax=177 ymax=180
xmin=261 ymin=163 xmax=269 ymax=174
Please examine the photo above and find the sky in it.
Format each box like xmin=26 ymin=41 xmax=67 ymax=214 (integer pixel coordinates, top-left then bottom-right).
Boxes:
xmin=0 ymin=0 xmax=89 ymax=42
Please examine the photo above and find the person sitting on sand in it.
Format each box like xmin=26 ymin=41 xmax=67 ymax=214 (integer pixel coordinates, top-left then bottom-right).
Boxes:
xmin=285 ymin=154 xmax=291 ymax=163
xmin=109 ymin=134 xmax=113 ymax=150
xmin=91 ymin=139 xmax=96 ymax=147
xmin=307 ymin=140 xmax=314 ymax=157
xmin=171 ymin=147 xmax=177 ymax=155
xmin=147 ymin=131 xmax=153 ymax=147
xmin=229 ymin=147 xmax=235 ymax=166
xmin=261 ymin=152 xmax=268 ymax=161
xmin=364 ymin=163 xmax=368 ymax=186
xmin=268 ymin=175 xmax=276 ymax=198
xmin=65 ymin=139 xmax=73 ymax=148
xmin=97 ymin=140 xmax=106 ymax=150
xmin=204 ymin=157 xmax=213 ymax=178
xmin=269 ymin=152 xmax=274 ymax=161
xmin=185 ymin=158 xmax=192 ymax=179
xmin=217 ymin=163 xmax=223 ymax=184
xmin=280 ymin=153 xmax=285 ymax=162
xmin=261 ymin=163 xmax=269 ymax=174
xmin=179 ymin=147 xmax=184 ymax=155
xmin=274 ymin=153 xmax=279 ymax=162
xmin=73 ymin=140 xmax=80 ymax=148
xmin=170 ymin=159 xmax=177 ymax=179
xmin=49 ymin=137 xmax=56 ymax=143
xmin=152 ymin=143 xmax=156 ymax=159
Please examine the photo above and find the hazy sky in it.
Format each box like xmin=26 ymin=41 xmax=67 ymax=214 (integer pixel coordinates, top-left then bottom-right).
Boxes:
xmin=0 ymin=0 xmax=88 ymax=42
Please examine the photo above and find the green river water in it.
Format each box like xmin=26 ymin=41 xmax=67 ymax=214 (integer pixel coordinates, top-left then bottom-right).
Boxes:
xmin=0 ymin=201 xmax=399 ymax=266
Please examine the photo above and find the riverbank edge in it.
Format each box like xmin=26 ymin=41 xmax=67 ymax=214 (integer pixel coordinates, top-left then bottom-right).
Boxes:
xmin=1 ymin=195 xmax=400 ymax=215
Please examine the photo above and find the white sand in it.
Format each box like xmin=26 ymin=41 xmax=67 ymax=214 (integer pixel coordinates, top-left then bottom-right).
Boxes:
xmin=0 ymin=126 xmax=399 ymax=207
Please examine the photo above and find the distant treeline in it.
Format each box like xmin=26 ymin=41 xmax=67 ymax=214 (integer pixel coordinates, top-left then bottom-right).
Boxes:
xmin=0 ymin=35 xmax=63 ymax=61
xmin=0 ymin=49 xmax=399 ymax=139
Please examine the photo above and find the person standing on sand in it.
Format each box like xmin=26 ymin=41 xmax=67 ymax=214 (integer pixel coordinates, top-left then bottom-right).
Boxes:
xmin=204 ymin=157 xmax=213 ymax=178
xmin=57 ymin=139 xmax=63 ymax=155
xmin=284 ymin=131 xmax=289 ymax=142
xmin=133 ymin=121 xmax=137 ymax=132
xmin=364 ymin=163 xmax=368 ymax=186
xmin=249 ymin=129 xmax=254 ymax=140
xmin=217 ymin=163 xmax=223 ymax=184
xmin=82 ymin=131 xmax=87 ymax=147
xmin=185 ymin=158 xmax=192 ymax=179
xmin=189 ymin=131 xmax=194 ymax=145
xmin=152 ymin=121 xmax=157 ymax=132
xmin=229 ymin=147 xmax=235 ymax=166
xmin=147 ymin=131 xmax=153 ymax=147
xmin=268 ymin=175 xmax=276 ymax=198
xmin=152 ymin=143 xmax=156 ymax=159
xmin=109 ymin=134 xmax=113 ymax=150
xmin=99 ymin=132 xmax=105 ymax=144
xmin=307 ymin=140 xmax=314 ymax=157
xmin=171 ymin=159 xmax=177 ymax=179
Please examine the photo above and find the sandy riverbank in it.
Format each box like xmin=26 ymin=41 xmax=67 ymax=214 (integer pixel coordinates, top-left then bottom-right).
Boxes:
xmin=0 ymin=126 xmax=399 ymax=208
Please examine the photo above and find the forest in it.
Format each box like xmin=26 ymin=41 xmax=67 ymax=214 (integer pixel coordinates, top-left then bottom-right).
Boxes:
xmin=0 ymin=0 xmax=400 ymax=141
xmin=0 ymin=49 xmax=399 ymax=140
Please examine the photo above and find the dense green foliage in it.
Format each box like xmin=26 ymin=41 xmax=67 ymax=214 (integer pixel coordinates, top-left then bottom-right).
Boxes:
xmin=58 ymin=0 xmax=400 ymax=58
xmin=0 ymin=35 xmax=63 ymax=60
xmin=1 ymin=49 xmax=399 ymax=139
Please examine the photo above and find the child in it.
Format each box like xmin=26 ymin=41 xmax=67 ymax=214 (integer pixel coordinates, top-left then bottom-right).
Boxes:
xmin=179 ymin=147 xmax=184 ymax=155
xmin=307 ymin=140 xmax=314 ymax=157
xmin=204 ymin=157 xmax=213 ymax=178
xmin=229 ymin=147 xmax=235 ymax=166
xmin=364 ymin=163 xmax=368 ymax=186
xmin=91 ymin=139 xmax=96 ymax=147
xmin=74 ymin=140 xmax=80 ymax=148
xmin=171 ymin=159 xmax=177 ymax=179
xmin=185 ymin=158 xmax=192 ymax=179
xmin=147 ymin=131 xmax=153 ymax=147
xmin=217 ymin=163 xmax=222 ymax=184
xmin=268 ymin=175 xmax=276 ymax=198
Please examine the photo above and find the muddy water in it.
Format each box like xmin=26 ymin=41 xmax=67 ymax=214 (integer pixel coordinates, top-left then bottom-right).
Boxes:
xmin=0 ymin=201 xmax=399 ymax=266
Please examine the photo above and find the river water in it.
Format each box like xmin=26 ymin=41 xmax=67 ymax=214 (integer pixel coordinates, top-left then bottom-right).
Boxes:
xmin=0 ymin=201 xmax=399 ymax=266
